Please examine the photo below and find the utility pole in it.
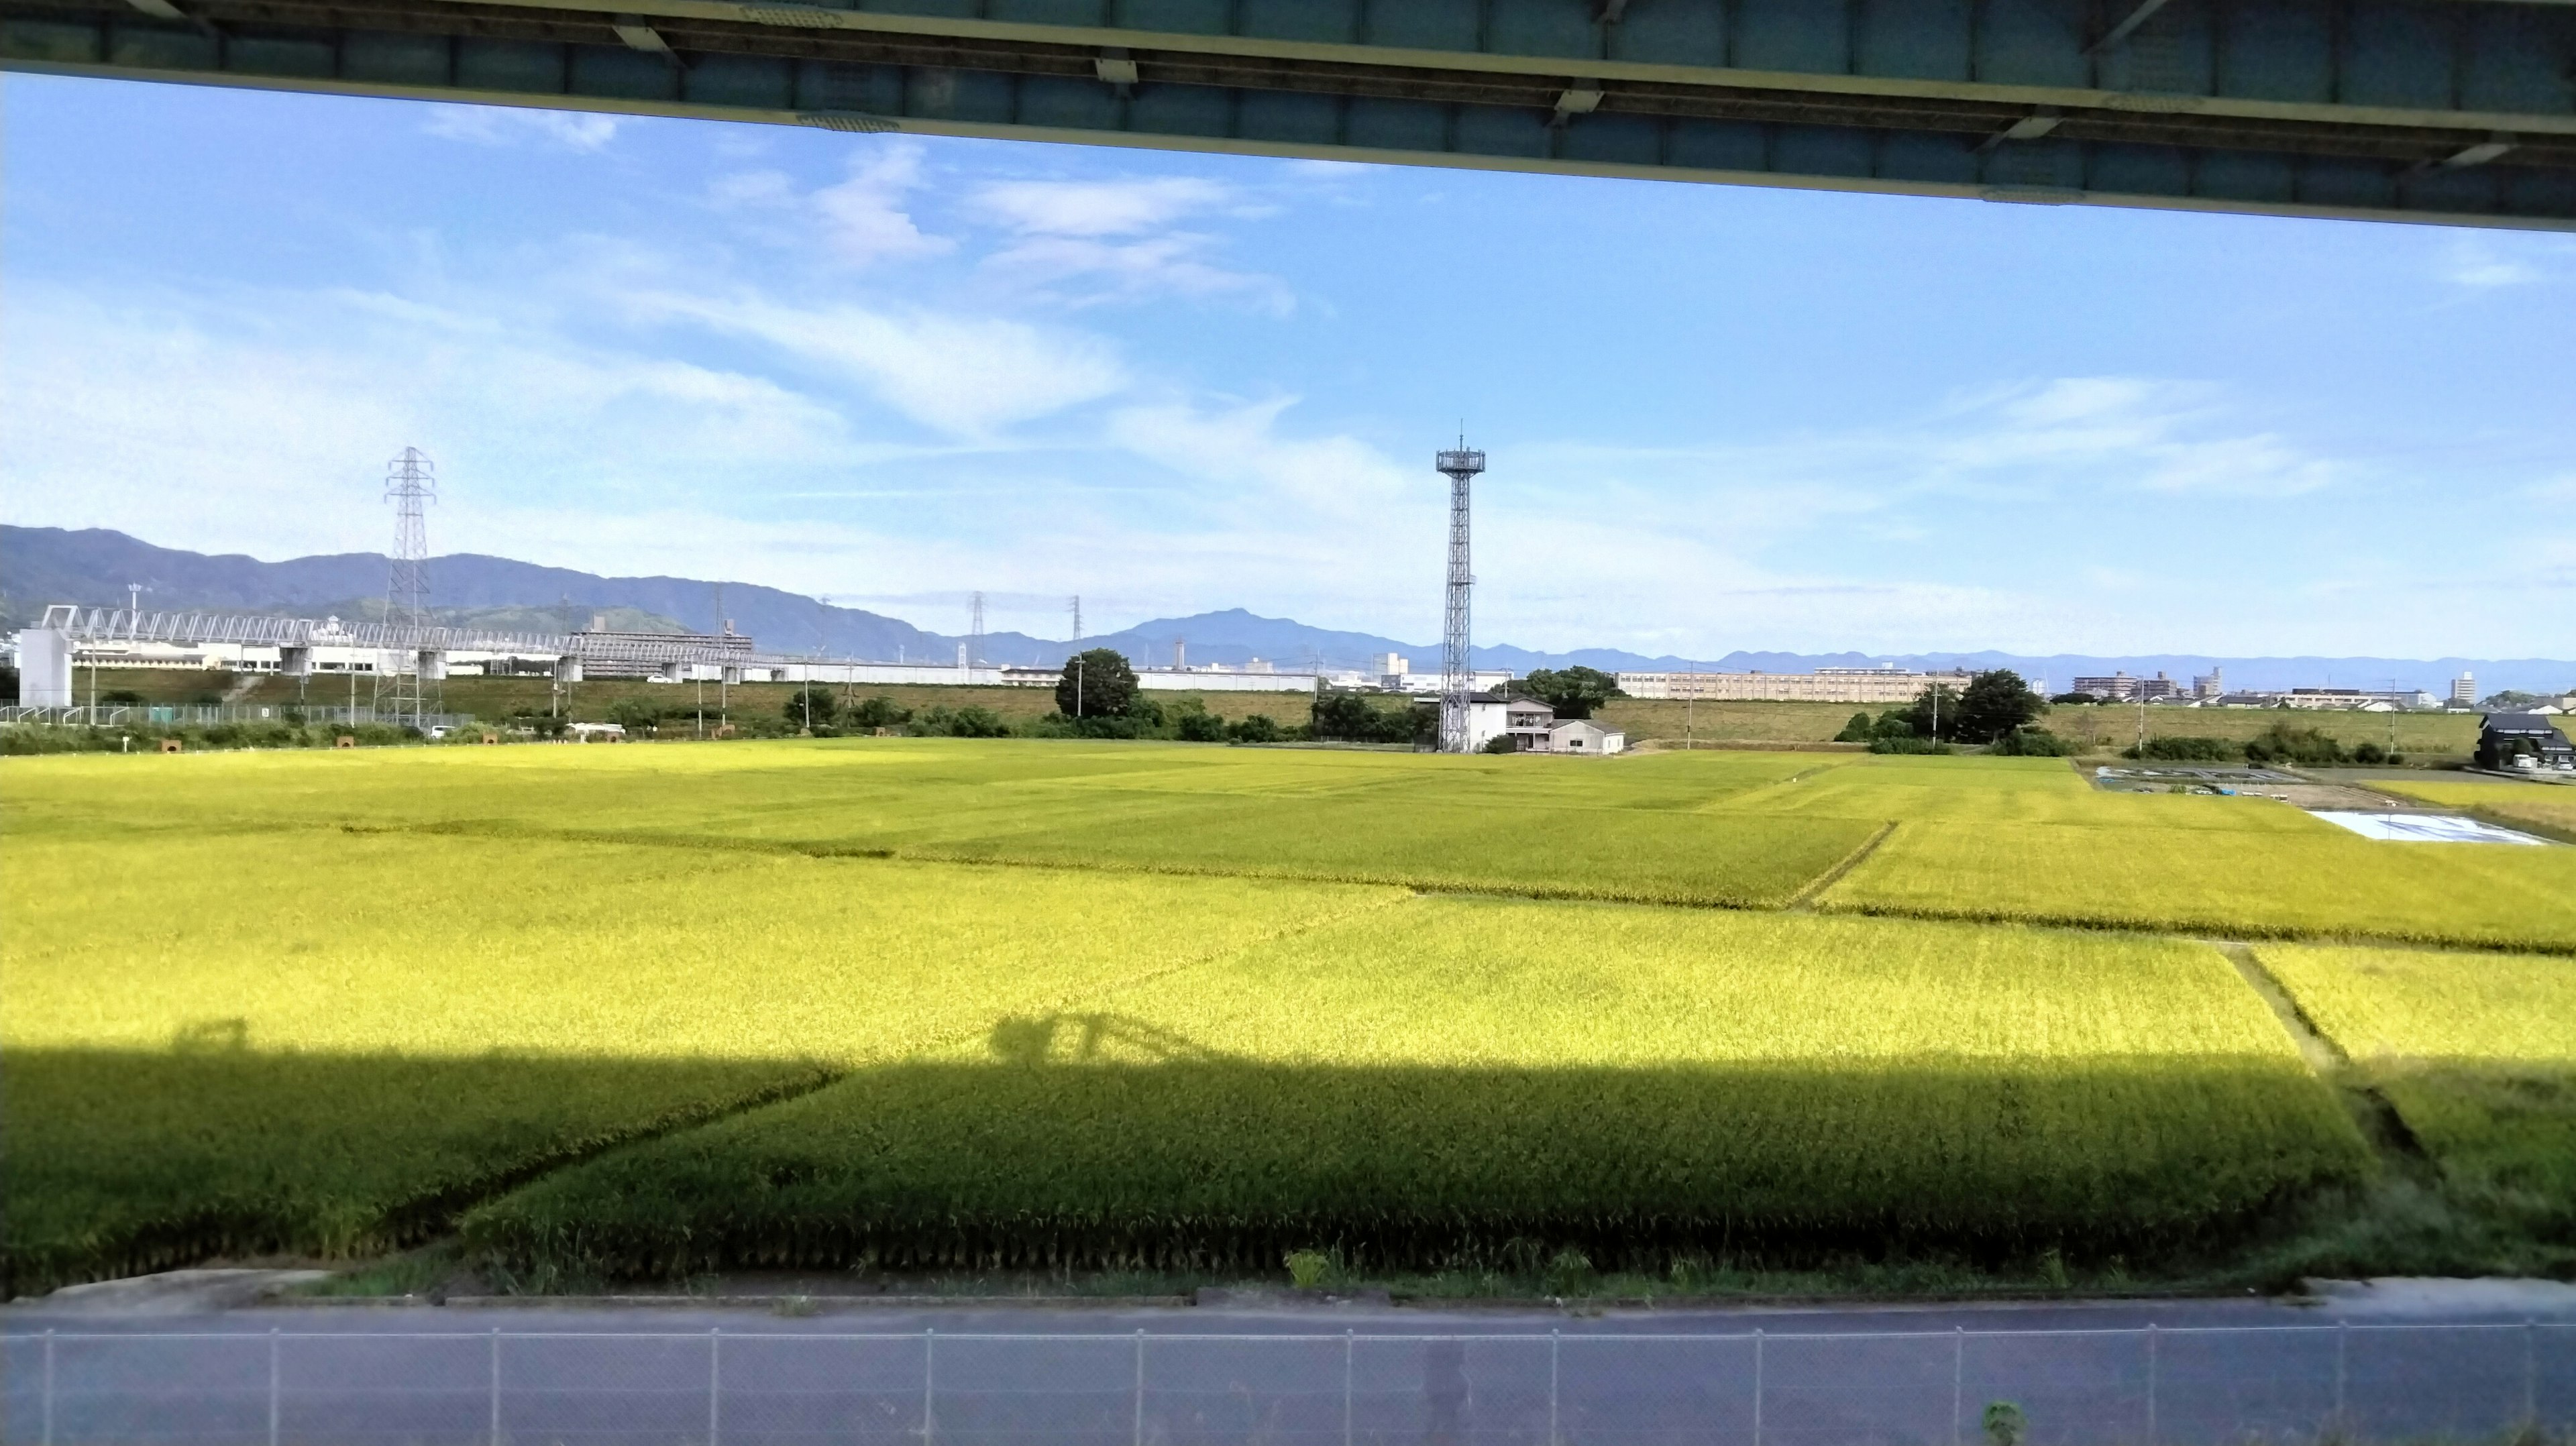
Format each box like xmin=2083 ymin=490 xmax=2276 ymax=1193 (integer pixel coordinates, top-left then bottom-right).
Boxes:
xmin=1434 ymin=438 xmax=1485 ymax=753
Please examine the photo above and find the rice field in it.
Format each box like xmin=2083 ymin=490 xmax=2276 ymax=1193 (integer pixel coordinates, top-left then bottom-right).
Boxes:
xmin=2375 ymin=779 xmax=2576 ymax=844
xmin=0 ymin=831 xmax=1393 ymax=1295
xmin=2255 ymin=944 xmax=2576 ymax=1232
xmin=465 ymin=902 xmax=2364 ymax=1280
xmin=3 ymin=736 xmax=2563 ymax=1292
xmin=1799 ymin=759 xmax=2576 ymax=950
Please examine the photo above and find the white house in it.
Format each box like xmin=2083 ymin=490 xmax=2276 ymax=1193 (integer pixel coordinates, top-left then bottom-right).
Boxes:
xmin=1462 ymin=698 xmax=1625 ymax=755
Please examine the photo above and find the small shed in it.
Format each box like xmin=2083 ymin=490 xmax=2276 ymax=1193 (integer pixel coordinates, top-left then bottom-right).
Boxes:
xmin=1546 ymin=720 xmax=1627 ymax=755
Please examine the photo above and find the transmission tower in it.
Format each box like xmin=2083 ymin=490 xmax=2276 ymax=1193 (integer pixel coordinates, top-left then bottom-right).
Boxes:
xmin=969 ymin=591 xmax=986 ymax=671
xmin=1069 ymin=595 xmax=1082 ymax=643
xmin=380 ymin=447 xmax=437 ymax=729
xmin=1434 ymin=439 xmax=1484 ymax=753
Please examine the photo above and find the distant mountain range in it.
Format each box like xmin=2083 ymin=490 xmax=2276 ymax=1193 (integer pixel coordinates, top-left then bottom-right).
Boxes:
xmin=7 ymin=525 xmax=2572 ymax=696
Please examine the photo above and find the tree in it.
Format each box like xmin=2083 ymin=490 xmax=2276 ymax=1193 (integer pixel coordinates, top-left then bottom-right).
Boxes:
xmin=1312 ymin=691 xmax=1413 ymax=742
xmin=849 ymin=695 xmax=910 ymax=729
xmin=1906 ymin=684 xmax=1964 ymax=742
xmin=1055 ymin=649 xmax=1138 ymax=719
xmin=1833 ymin=712 xmax=1874 ymax=743
xmin=1950 ymin=669 xmax=2045 ymax=744
xmin=1228 ymin=713 xmax=1283 ymax=744
xmin=782 ymin=683 xmax=838 ymax=730
xmin=1515 ymin=666 xmax=1623 ymax=720
xmin=606 ymin=699 xmax=663 ymax=737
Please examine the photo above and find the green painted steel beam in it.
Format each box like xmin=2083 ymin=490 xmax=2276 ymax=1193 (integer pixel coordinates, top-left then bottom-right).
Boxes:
xmin=6 ymin=0 xmax=2573 ymax=228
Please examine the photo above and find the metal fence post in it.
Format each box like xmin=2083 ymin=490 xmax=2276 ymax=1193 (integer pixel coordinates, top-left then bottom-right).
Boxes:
xmin=924 ymin=1328 xmax=936 ymax=1446
xmin=489 ymin=1329 xmax=502 ymax=1446
xmin=2334 ymin=1322 xmax=2348 ymax=1427
xmin=1752 ymin=1329 xmax=1764 ymax=1446
xmin=1951 ymin=1327 xmax=1964 ymax=1446
xmin=1549 ymin=1329 xmax=1561 ymax=1446
xmin=41 ymin=1329 xmax=54 ymax=1446
xmin=2528 ymin=1319 xmax=2539 ymax=1427
xmin=2145 ymin=1324 xmax=2158 ymax=1446
xmin=268 ymin=1327 xmax=282 ymax=1446
xmin=708 ymin=1328 xmax=722 ymax=1446
xmin=1343 ymin=1330 xmax=1354 ymax=1446
xmin=1133 ymin=1329 xmax=1145 ymax=1446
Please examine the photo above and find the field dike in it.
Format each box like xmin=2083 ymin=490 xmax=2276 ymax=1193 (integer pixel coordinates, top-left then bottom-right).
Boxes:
xmin=345 ymin=816 xmax=1870 ymax=912
xmin=1784 ymin=820 xmax=1898 ymax=909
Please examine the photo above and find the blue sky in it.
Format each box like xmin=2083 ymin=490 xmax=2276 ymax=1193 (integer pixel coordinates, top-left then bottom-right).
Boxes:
xmin=5 ymin=74 xmax=2571 ymax=657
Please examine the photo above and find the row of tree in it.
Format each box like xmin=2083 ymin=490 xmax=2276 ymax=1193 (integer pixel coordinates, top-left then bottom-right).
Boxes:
xmin=1833 ymin=670 xmax=2054 ymax=750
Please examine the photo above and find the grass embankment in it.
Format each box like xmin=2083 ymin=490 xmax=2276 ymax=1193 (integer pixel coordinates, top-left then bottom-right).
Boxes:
xmin=2255 ymin=944 xmax=2576 ymax=1272
xmin=464 ymin=903 xmax=2363 ymax=1281
xmin=78 ymin=667 xmax=2490 ymax=757
xmin=199 ymin=671 xmax=1316 ymax=730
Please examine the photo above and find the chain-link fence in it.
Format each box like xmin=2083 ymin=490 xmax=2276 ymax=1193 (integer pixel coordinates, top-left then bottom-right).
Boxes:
xmin=3 ymin=1322 xmax=2567 ymax=1445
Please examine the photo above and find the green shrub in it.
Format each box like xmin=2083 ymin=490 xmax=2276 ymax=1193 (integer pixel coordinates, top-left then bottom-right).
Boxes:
xmin=2126 ymin=736 xmax=2238 ymax=762
xmin=1870 ymin=737 xmax=1953 ymax=755
xmin=1177 ymin=711 xmax=1228 ymax=742
xmin=1229 ymin=714 xmax=1284 ymax=744
xmin=1284 ymin=1249 xmax=1332 ymax=1288
xmin=1989 ymin=728 xmax=2074 ymax=757
xmin=2243 ymin=723 xmax=2347 ymax=767
xmin=848 ymin=696 xmax=910 ymax=730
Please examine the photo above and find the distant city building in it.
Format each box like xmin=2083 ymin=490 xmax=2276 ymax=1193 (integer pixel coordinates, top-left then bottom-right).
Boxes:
xmin=2212 ymin=687 xmax=2440 ymax=710
xmin=2193 ymin=669 xmax=2224 ymax=700
xmin=1373 ymin=652 xmax=1409 ymax=678
xmin=1618 ymin=667 xmax=1972 ymax=706
xmin=2071 ymin=671 xmax=2181 ymax=702
xmin=2451 ymin=673 xmax=2477 ymax=706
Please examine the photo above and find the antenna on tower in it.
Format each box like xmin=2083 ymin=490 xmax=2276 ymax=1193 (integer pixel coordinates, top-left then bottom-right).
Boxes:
xmin=1434 ymin=438 xmax=1485 ymax=754
xmin=381 ymin=447 xmax=438 ymax=730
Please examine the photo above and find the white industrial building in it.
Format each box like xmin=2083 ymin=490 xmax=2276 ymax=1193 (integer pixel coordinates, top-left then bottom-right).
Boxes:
xmin=1618 ymin=666 xmax=1974 ymax=704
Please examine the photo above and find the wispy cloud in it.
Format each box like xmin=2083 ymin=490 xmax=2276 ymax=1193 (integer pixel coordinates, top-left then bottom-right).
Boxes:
xmin=969 ymin=176 xmax=1290 ymax=310
xmin=422 ymin=105 xmax=619 ymax=152
xmin=2440 ymin=235 xmax=2544 ymax=288
xmin=634 ymin=290 xmax=1127 ymax=437
xmin=971 ymin=177 xmax=1235 ymax=237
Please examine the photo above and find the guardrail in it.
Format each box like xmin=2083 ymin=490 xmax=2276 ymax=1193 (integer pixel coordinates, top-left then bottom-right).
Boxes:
xmin=1 ymin=1321 xmax=2566 ymax=1445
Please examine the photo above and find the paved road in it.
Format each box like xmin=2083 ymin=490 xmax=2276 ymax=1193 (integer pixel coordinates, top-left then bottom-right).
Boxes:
xmin=7 ymin=1286 xmax=2573 ymax=1445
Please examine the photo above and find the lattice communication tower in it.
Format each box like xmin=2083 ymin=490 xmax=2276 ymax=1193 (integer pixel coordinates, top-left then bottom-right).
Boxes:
xmin=1435 ymin=440 xmax=1485 ymax=753
xmin=969 ymin=591 xmax=986 ymax=671
xmin=380 ymin=447 xmax=438 ymax=729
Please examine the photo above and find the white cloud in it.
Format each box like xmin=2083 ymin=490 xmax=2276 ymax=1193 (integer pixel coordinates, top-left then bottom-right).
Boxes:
xmin=968 ymin=176 xmax=1289 ymax=310
xmin=971 ymin=177 xmax=1234 ymax=237
xmin=635 ymin=290 xmax=1126 ymax=437
xmin=0 ymin=281 xmax=859 ymax=563
xmin=422 ymin=105 xmax=619 ymax=152
xmin=808 ymin=144 xmax=954 ymax=267
xmin=2441 ymin=235 xmax=2543 ymax=289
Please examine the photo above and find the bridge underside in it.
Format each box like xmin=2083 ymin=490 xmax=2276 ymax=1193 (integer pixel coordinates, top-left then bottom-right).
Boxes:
xmin=5 ymin=0 xmax=2573 ymax=228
